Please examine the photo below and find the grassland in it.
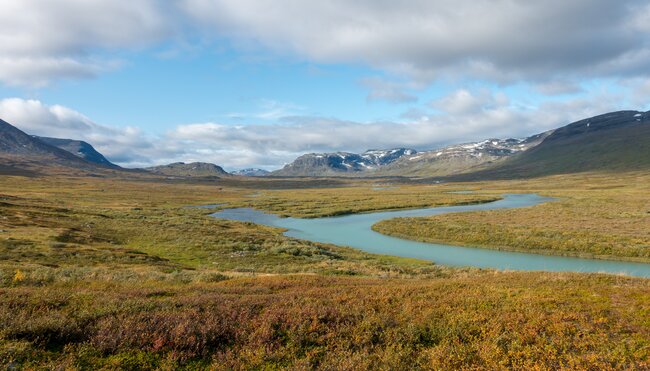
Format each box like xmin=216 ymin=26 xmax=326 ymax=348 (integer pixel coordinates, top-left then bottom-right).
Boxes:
xmin=0 ymin=176 xmax=497 ymax=278
xmin=375 ymin=172 xmax=650 ymax=262
xmin=1 ymin=173 xmax=649 ymax=368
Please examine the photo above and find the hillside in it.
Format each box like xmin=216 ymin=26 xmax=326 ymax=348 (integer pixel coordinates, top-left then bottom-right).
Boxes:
xmin=146 ymin=162 xmax=230 ymax=178
xmin=0 ymin=118 xmax=102 ymax=172
xmin=36 ymin=136 xmax=118 ymax=168
xmin=457 ymin=110 xmax=650 ymax=179
xmin=375 ymin=134 xmax=550 ymax=177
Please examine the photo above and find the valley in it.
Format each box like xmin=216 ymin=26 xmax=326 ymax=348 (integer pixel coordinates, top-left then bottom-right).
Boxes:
xmin=3 ymin=3 xmax=650 ymax=368
xmin=1 ymin=110 xmax=649 ymax=368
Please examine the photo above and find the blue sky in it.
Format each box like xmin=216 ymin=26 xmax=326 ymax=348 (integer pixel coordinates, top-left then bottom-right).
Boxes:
xmin=0 ymin=1 xmax=649 ymax=170
xmin=0 ymin=46 xmax=448 ymax=129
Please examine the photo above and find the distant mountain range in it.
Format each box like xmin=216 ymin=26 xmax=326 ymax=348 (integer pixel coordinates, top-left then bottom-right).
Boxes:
xmin=1 ymin=109 xmax=648 ymax=179
xmin=231 ymin=168 xmax=271 ymax=176
xmin=146 ymin=162 xmax=229 ymax=178
xmin=273 ymin=148 xmax=417 ymax=176
xmin=273 ymin=110 xmax=649 ymax=178
xmin=273 ymin=136 xmax=550 ymax=177
xmin=369 ymin=134 xmax=551 ymax=177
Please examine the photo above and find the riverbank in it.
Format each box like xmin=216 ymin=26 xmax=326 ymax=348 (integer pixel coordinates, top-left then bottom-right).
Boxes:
xmin=213 ymin=194 xmax=650 ymax=277
xmin=373 ymin=172 xmax=650 ymax=263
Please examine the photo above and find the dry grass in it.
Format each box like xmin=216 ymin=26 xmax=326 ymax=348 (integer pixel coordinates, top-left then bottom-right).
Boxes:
xmin=0 ymin=172 xmax=649 ymax=368
xmin=2 ymin=273 xmax=648 ymax=369
xmin=374 ymin=172 xmax=650 ymax=262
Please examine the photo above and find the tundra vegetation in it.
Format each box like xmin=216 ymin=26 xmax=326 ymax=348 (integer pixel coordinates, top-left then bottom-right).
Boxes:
xmin=374 ymin=172 xmax=650 ymax=262
xmin=0 ymin=173 xmax=648 ymax=369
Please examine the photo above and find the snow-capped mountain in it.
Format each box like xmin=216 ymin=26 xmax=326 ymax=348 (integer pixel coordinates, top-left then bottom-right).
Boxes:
xmin=376 ymin=134 xmax=552 ymax=177
xmin=400 ymin=136 xmax=544 ymax=163
xmin=460 ymin=110 xmax=650 ymax=179
xmin=273 ymin=148 xmax=416 ymax=176
xmin=231 ymin=168 xmax=271 ymax=176
xmin=272 ymin=133 xmax=553 ymax=177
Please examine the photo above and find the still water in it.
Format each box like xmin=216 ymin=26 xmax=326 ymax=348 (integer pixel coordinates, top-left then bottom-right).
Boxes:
xmin=211 ymin=194 xmax=650 ymax=278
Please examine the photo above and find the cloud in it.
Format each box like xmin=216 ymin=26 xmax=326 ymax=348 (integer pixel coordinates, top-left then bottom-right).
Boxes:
xmin=181 ymin=0 xmax=650 ymax=84
xmin=0 ymin=0 xmax=172 ymax=86
xmin=0 ymin=92 xmax=636 ymax=170
xmin=534 ymin=81 xmax=584 ymax=96
xmin=0 ymin=57 xmax=119 ymax=88
xmin=432 ymin=89 xmax=509 ymax=115
xmin=0 ymin=98 xmax=154 ymax=165
xmin=360 ymin=77 xmax=418 ymax=103
xmin=2 ymin=1 xmax=650 ymax=87
xmin=168 ymin=87 xmax=621 ymax=167
xmin=226 ymin=99 xmax=305 ymax=121
xmin=623 ymin=78 xmax=650 ymax=109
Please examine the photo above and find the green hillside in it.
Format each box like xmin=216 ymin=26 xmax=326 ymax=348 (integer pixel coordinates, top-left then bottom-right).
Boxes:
xmin=456 ymin=110 xmax=650 ymax=179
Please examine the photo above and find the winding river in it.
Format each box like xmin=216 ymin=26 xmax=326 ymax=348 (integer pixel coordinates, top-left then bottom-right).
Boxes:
xmin=211 ymin=194 xmax=650 ymax=278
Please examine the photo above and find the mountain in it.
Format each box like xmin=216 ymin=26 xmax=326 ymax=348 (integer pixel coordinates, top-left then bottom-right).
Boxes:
xmin=231 ymin=168 xmax=270 ymax=176
xmin=271 ymin=136 xmax=551 ymax=178
xmin=272 ymin=109 xmax=650 ymax=179
xmin=374 ymin=134 xmax=551 ymax=177
xmin=0 ymin=118 xmax=104 ymax=172
xmin=146 ymin=162 xmax=230 ymax=178
xmin=35 ymin=136 xmax=118 ymax=168
xmin=273 ymin=148 xmax=416 ymax=176
xmin=458 ymin=110 xmax=650 ymax=179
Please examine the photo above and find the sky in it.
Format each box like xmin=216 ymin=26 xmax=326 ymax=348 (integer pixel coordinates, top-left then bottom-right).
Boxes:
xmin=0 ymin=1 xmax=649 ymax=170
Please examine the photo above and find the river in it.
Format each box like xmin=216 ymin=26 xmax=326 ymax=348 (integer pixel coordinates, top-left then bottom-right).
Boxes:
xmin=211 ymin=194 xmax=650 ymax=277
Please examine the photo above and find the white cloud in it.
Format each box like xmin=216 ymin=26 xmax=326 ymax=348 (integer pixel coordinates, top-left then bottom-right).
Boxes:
xmin=0 ymin=98 xmax=154 ymax=164
xmin=226 ymin=99 xmax=306 ymax=121
xmin=535 ymin=81 xmax=584 ymax=96
xmin=0 ymin=57 xmax=119 ymax=88
xmin=0 ymin=91 xmax=638 ymax=170
xmin=2 ymin=1 xmax=650 ymax=87
xmin=623 ymin=78 xmax=650 ymax=110
xmin=432 ymin=89 xmax=509 ymax=115
xmin=360 ymin=77 xmax=418 ymax=103
xmin=181 ymin=0 xmax=650 ymax=84
xmin=0 ymin=0 xmax=172 ymax=86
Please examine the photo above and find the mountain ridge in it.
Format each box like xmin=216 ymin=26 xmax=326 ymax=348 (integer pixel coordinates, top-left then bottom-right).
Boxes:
xmin=449 ymin=110 xmax=650 ymax=180
xmin=3 ymin=109 xmax=648 ymax=179
xmin=273 ymin=148 xmax=417 ymax=176
xmin=231 ymin=168 xmax=271 ymax=176
xmin=270 ymin=109 xmax=650 ymax=178
xmin=0 ymin=118 xmax=105 ymax=172
xmin=35 ymin=136 xmax=118 ymax=168
xmin=146 ymin=162 xmax=230 ymax=178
